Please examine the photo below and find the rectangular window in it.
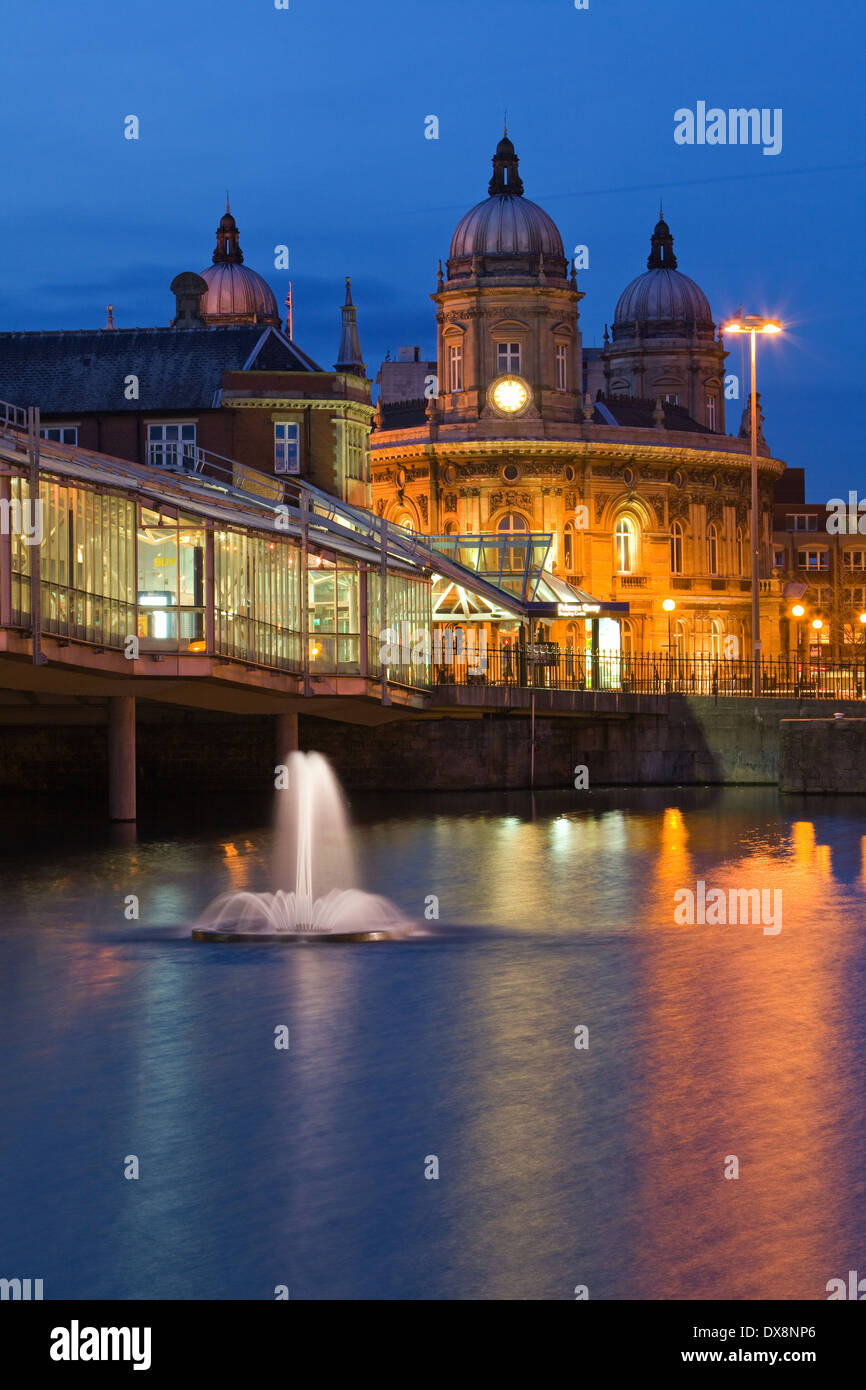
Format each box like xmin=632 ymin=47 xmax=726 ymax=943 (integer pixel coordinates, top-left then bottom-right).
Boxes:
xmin=786 ymin=513 xmax=818 ymax=531
xmin=843 ymin=550 xmax=866 ymax=569
xmin=705 ymin=395 xmax=716 ymax=430
xmin=797 ymin=549 xmax=828 ymax=570
xmin=274 ymin=422 xmax=300 ymax=475
xmin=147 ymin=423 xmax=196 ymax=469
xmin=40 ymin=426 xmax=78 ymax=445
xmin=448 ymin=344 xmax=463 ymax=393
xmin=773 ymin=548 xmax=785 ymax=568
xmin=663 ymin=393 xmax=679 ymax=405
xmin=497 ymin=342 xmax=521 ymax=374
xmin=556 ymin=345 xmax=567 ymax=391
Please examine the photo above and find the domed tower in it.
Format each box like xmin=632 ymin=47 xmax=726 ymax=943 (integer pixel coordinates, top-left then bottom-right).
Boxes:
xmin=198 ymin=201 xmax=281 ymax=327
xmin=432 ymin=132 xmax=583 ymax=426
xmin=603 ymin=211 xmax=726 ymax=431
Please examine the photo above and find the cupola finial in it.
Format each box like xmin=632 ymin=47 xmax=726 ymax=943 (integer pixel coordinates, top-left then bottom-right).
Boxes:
xmin=647 ymin=211 xmax=677 ymax=270
xmin=489 ymin=130 xmax=524 ymax=197
xmin=213 ymin=201 xmax=243 ymax=266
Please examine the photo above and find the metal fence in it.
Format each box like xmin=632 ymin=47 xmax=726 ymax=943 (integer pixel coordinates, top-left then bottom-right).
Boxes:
xmin=432 ymin=647 xmax=866 ymax=699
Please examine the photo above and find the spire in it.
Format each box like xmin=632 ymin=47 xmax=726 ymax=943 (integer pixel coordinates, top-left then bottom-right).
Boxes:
xmin=647 ymin=211 xmax=677 ymax=270
xmin=105 ymin=304 xmax=115 ymax=330
xmin=488 ymin=132 xmax=524 ymax=196
xmin=335 ymin=276 xmax=365 ymax=375
xmin=212 ymin=202 xmax=243 ymax=265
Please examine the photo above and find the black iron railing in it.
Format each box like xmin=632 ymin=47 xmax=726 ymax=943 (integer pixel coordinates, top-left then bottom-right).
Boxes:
xmin=432 ymin=648 xmax=866 ymax=699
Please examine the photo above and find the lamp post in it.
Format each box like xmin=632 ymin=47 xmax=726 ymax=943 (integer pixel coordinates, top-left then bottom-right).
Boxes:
xmin=663 ymin=598 xmax=676 ymax=689
xmin=859 ymin=612 xmax=866 ymax=697
xmin=791 ymin=603 xmax=805 ymax=691
xmin=811 ymin=618 xmax=823 ymax=691
xmin=722 ymin=315 xmax=782 ymax=696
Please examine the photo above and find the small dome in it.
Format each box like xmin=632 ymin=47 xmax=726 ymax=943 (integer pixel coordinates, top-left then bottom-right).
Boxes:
xmin=613 ymin=215 xmax=713 ymax=336
xmin=199 ymin=262 xmax=279 ymax=325
xmin=198 ymin=201 xmax=280 ymax=327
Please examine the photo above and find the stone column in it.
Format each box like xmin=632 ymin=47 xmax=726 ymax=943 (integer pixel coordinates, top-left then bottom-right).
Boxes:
xmin=108 ymin=696 xmax=136 ymax=822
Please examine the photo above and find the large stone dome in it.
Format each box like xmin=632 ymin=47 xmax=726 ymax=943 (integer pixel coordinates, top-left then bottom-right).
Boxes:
xmin=199 ymin=204 xmax=280 ymax=327
xmin=613 ymin=216 xmax=713 ymax=339
xmin=446 ymin=135 xmax=568 ymax=281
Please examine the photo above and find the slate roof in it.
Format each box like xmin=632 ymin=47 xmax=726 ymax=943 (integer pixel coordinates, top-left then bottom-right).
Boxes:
xmin=0 ymin=325 xmax=323 ymax=415
xmin=594 ymin=395 xmax=714 ymax=433
xmin=375 ymin=393 xmax=714 ymax=435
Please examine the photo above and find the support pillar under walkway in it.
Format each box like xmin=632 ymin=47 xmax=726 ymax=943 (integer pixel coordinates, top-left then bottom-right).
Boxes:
xmin=108 ymin=696 xmax=136 ymax=822
xmin=275 ymin=712 xmax=299 ymax=765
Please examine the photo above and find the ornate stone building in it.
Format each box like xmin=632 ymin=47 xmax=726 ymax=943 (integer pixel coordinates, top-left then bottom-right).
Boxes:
xmin=371 ymin=133 xmax=790 ymax=658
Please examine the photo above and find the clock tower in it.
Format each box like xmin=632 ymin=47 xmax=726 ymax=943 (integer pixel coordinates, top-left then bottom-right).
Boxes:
xmin=430 ymin=132 xmax=584 ymax=429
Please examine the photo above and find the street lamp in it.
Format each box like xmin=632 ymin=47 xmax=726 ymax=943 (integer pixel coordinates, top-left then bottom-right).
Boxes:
xmin=791 ymin=604 xmax=805 ymax=684
xmin=722 ymin=314 xmax=783 ymax=696
xmin=663 ymin=598 xmax=676 ymax=686
xmin=859 ymin=612 xmax=866 ymax=697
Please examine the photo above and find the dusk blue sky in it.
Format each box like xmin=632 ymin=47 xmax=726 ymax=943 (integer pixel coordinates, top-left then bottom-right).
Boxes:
xmin=1 ymin=0 xmax=863 ymax=496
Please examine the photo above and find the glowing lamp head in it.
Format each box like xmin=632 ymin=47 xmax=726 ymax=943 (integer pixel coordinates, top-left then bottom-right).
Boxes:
xmin=662 ymin=599 xmax=676 ymax=612
xmin=859 ymin=612 xmax=866 ymax=625
xmin=491 ymin=376 xmax=529 ymax=414
xmin=791 ymin=604 xmax=805 ymax=618
xmin=812 ymin=619 xmax=823 ymax=631
xmin=723 ymin=314 xmax=782 ymax=335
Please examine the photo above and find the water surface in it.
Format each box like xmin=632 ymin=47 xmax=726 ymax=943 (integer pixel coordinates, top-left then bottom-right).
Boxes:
xmin=1 ymin=786 xmax=864 ymax=1300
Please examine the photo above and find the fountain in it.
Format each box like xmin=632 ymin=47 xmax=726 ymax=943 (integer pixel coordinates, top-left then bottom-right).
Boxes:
xmin=192 ymin=751 xmax=416 ymax=942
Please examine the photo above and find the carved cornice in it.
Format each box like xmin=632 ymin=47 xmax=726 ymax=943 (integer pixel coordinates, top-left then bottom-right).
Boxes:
xmin=370 ymin=437 xmax=785 ymax=475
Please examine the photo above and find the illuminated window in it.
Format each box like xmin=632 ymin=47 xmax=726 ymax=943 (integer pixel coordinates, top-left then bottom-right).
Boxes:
xmin=275 ymin=422 xmax=300 ymax=475
xmin=797 ymin=549 xmax=828 ymax=570
xmin=614 ymin=516 xmax=637 ymax=574
xmin=556 ymin=345 xmax=567 ymax=390
xmin=705 ymin=395 xmax=716 ymax=430
xmin=448 ymin=344 xmax=463 ymax=392
xmin=670 ymin=521 xmax=683 ymax=574
xmin=563 ymin=520 xmax=575 ymax=571
xmin=707 ymin=523 xmax=719 ymax=576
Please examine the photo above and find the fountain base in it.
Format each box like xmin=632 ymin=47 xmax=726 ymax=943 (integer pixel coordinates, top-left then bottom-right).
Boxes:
xmin=191 ymin=926 xmax=391 ymax=944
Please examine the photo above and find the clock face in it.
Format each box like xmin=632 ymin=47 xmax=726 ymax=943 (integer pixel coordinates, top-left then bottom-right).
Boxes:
xmin=491 ymin=376 xmax=529 ymax=414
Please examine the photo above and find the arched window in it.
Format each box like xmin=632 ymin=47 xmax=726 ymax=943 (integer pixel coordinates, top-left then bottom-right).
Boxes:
xmin=395 ymin=513 xmax=414 ymax=532
xmin=497 ymin=511 xmax=530 ymax=571
xmin=614 ymin=516 xmax=637 ymax=574
xmin=563 ymin=520 xmax=575 ymax=572
xmin=675 ymin=618 xmax=688 ymax=659
xmin=670 ymin=521 xmax=683 ymax=575
xmin=707 ymin=523 xmax=719 ymax=576
xmin=620 ymin=619 xmax=634 ymax=656
xmin=711 ymin=618 xmax=724 ymax=661
xmin=736 ymin=527 xmax=744 ymax=575
xmin=443 ymin=520 xmax=458 ymax=535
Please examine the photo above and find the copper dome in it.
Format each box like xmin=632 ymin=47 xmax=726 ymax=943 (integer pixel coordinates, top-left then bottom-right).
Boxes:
xmin=199 ymin=262 xmax=280 ymax=326
xmin=198 ymin=202 xmax=280 ymax=327
xmin=613 ymin=216 xmax=713 ymax=337
xmin=446 ymin=135 xmax=567 ymax=280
